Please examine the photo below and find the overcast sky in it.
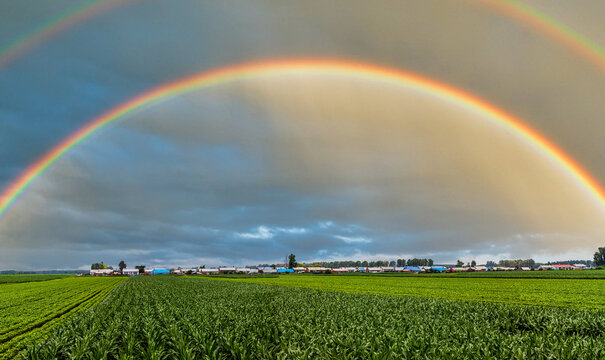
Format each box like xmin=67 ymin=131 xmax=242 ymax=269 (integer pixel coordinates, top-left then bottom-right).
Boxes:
xmin=1 ymin=0 xmax=605 ymax=269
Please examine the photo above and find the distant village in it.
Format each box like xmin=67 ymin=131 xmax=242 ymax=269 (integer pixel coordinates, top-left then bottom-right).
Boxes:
xmin=88 ymin=256 xmax=596 ymax=276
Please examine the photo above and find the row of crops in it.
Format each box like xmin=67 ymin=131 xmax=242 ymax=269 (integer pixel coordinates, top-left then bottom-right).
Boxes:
xmin=0 ymin=277 xmax=124 ymax=359
xmin=217 ymin=273 xmax=605 ymax=309
xmin=27 ymin=276 xmax=605 ymax=359
xmin=0 ymin=274 xmax=73 ymax=284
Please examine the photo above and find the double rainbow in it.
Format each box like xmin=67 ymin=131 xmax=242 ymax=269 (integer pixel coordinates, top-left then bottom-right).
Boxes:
xmin=1 ymin=59 xmax=604 ymax=220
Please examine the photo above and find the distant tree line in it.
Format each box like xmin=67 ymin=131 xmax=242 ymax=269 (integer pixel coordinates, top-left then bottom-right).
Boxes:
xmin=259 ymin=258 xmax=434 ymax=268
xmin=551 ymin=260 xmax=594 ymax=267
xmin=498 ymin=259 xmax=536 ymax=268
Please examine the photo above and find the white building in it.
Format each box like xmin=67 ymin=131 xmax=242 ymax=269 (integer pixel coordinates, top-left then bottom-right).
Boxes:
xmin=201 ymin=268 xmax=220 ymax=274
xmin=90 ymin=269 xmax=113 ymax=276
xmin=122 ymin=268 xmax=139 ymax=276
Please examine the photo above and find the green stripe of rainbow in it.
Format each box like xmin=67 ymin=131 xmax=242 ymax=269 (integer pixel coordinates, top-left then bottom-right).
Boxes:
xmin=1 ymin=59 xmax=604 ymax=220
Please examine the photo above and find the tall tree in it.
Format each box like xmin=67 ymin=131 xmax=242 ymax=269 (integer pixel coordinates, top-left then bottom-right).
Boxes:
xmin=91 ymin=262 xmax=108 ymax=270
xmin=288 ymin=254 xmax=296 ymax=269
xmin=135 ymin=265 xmax=145 ymax=274
xmin=456 ymin=260 xmax=464 ymax=267
xmin=471 ymin=260 xmax=476 ymax=267
xmin=594 ymin=247 xmax=605 ymax=266
xmin=118 ymin=260 xmax=126 ymax=274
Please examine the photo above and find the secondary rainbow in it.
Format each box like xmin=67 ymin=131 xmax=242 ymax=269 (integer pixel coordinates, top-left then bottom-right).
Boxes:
xmin=478 ymin=0 xmax=605 ymax=73
xmin=0 ymin=0 xmax=132 ymax=70
xmin=1 ymin=59 xmax=604 ymax=220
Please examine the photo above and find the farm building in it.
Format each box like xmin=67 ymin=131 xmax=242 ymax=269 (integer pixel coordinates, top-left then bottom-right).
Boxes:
xmin=150 ymin=269 xmax=169 ymax=275
xmin=308 ymin=267 xmax=329 ymax=273
xmin=122 ymin=269 xmax=139 ymax=276
xmin=429 ymin=266 xmax=448 ymax=272
xmin=201 ymin=268 xmax=219 ymax=274
xmin=90 ymin=269 xmax=113 ymax=276
xmin=260 ymin=268 xmax=277 ymax=274
xmin=277 ymin=269 xmax=294 ymax=274
xmin=293 ymin=267 xmax=307 ymax=273
xmin=219 ymin=267 xmax=236 ymax=274
xmin=404 ymin=266 xmax=423 ymax=273
xmin=538 ymin=265 xmax=555 ymax=270
xmin=552 ymin=264 xmax=573 ymax=270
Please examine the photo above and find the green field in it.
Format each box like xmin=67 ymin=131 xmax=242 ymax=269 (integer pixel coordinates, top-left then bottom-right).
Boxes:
xmin=26 ymin=276 xmax=605 ymax=359
xmin=5 ymin=272 xmax=605 ymax=359
xmin=211 ymin=273 xmax=605 ymax=309
xmin=369 ymin=270 xmax=605 ymax=279
xmin=0 ymin=276 xmax=124 ymax=359
xmin=0 ymin=274 xmax=73 ymax=284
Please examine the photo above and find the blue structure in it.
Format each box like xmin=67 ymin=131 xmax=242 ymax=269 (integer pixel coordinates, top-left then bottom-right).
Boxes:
xmin=152 ymin=268 xmax=170 ymax=275
xmin=430 ymin=266 xmax=448 ymax=272
xmin=277 ymin=269 xmax=294 ymax=273
xmin=405 ymin=266 xmax=423 ymax=272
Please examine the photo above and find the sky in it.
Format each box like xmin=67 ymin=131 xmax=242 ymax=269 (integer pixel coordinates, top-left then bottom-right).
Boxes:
xmin=1 ymin=0 xmax=605 ymax=269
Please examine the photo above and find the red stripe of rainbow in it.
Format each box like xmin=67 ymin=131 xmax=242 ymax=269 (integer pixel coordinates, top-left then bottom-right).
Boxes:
xmin=1 ymin=59 xmax=604 ymax=220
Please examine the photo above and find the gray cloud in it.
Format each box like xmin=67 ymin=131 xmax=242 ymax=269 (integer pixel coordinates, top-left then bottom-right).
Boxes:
xmin=2 ymin=1 xmax=605 ymax=269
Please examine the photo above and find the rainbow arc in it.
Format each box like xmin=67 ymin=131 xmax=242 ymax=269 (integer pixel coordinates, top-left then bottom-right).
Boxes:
xmin=1 ymin=59 xmax=604 ymax=220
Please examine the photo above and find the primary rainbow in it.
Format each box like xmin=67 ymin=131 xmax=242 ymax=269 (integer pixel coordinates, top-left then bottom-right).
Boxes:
xmin=1 ymin=58 xmax=604 ymax=220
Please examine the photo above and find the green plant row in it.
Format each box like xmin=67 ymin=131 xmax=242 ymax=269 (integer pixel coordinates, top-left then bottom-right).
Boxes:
xmin=0 ymin=277 xmax=124 ymax=359
xmin=25 ymin=276 xmax=605 ymax=360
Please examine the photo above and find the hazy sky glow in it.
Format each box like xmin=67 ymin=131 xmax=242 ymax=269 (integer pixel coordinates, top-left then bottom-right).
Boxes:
xmin=1 ymin=0 xmax=605 ymax=269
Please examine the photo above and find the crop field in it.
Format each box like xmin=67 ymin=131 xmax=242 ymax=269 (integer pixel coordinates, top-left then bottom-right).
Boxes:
xmin=0 ymin=274 xmax=73 ymax=284
xmin=214 ymin=273 xmax=605 ymax=309
xmin=27 ymin=276 xmax=605 ymax=359
xmin=0 ymin=276 xmax=124 ymax=359
xmin=367 ymin=270 xmax=605 ymax=279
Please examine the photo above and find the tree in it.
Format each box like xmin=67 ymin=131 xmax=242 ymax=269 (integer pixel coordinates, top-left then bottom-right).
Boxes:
xmin=389 ymin=260 xmax=396 ymax=267
xmin=91 ymin=262 xmax=108 ymax=270
xmin=118 ymin=260 xmax=126 ymax=274
xmin=288 ymin=254 xmax=296 ymax=269
xmin=594 ymin=247 xmax=605 ymax=266
xmin=428 ymin=259 xmax=434 ymax=266
xmin=486 ymin=260 xmax=497 ymax=267
xmin=471 ymin=260 xmax=476 ymax=267
xmin=456 ymin=260 xmax=464 ymax=267
xmin=135 ymin=265 xmax=145 ymax=274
